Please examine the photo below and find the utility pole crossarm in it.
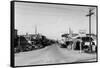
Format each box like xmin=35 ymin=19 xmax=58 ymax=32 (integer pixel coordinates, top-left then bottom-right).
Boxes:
xmin=86 ymin=9 xmax=94 ymax=16
xmin=86 ymin=12 xmax=94 ymax=16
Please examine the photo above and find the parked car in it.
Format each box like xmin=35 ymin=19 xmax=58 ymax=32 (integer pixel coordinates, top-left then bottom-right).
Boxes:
xmin=76 ymin=36 xmax=97 ymax=52
xmin=31 ymin=34 xmax=55 ymax=48
xmin=58 ymin=39 xmax=67 ymax=48
xmin=14 ymin=36 xmax=34 ymax=53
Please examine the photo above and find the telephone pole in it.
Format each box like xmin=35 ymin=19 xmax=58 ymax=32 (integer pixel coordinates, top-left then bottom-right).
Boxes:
xmin=86 ymin=8 xmax=94 ymax=36
xmin=86 ymin=8 xmax=94 ymax=52
xmin=35 ymin=25 xmax=37 ymax=34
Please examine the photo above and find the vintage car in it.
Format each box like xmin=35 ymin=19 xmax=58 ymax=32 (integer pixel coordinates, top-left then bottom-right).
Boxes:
xmin=59 ymin=35 xmax=97 ymax=53
xmin=58 ymin=38 xmax=73 ymax=48
xmin=14 ymin=36 xmax=34 ymax=53
xmin=31 ymin=34 xmax=56 ymax=48
xmin=76 ymin=36 xmax=97 ymax=52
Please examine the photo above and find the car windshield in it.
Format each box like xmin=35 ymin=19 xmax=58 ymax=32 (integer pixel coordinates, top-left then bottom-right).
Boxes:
xmin=77 ymin=37 xmax=93 ymax=42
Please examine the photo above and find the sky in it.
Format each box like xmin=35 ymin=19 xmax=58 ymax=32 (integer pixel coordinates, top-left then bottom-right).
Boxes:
xmin=15 ymin=2 xmax=97 ymax=40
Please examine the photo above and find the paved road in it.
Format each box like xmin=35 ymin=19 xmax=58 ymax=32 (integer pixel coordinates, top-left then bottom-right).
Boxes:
xmin=15 ymin=44 xmax=97 ymax=66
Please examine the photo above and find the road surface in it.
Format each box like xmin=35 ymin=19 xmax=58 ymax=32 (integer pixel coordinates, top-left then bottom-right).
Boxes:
xmin=15 ymin=44 xmax=97 ymax=66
